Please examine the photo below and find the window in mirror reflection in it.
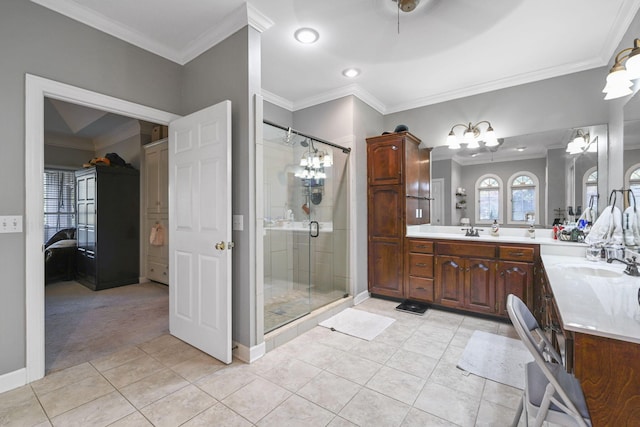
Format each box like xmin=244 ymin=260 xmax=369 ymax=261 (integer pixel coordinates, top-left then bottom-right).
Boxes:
xmin=627 ymin=164 xmax=640 ymax=203
xmin=584 ymin=168 xmax=598 ymax=213
xmin=477 ymin=175 xmax=501 ymax=223
xmin=509 ymin=173 xmax=538 ymax=223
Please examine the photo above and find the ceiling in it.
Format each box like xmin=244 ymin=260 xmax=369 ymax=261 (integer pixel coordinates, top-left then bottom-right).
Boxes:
xmin=32 ymin=0 xmax=640 ymax=114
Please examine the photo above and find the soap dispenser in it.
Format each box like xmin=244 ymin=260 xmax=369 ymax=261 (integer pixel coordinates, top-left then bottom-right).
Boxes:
xmin=491 ymin=219 xmax=499 ymax=237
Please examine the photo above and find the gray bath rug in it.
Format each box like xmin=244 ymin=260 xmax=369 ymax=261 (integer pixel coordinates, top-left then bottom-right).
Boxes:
xmin=457 ymin=330 xmax=533 ymax=389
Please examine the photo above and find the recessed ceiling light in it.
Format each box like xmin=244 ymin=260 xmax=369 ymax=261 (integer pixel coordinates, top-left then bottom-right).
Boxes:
xmin=342 ymin=68 xmax=360 ymax=78
xmin=516 ymin=147 xmax=526 ymax=152
xmin=294 ymin=28 xmax=319 ymax=44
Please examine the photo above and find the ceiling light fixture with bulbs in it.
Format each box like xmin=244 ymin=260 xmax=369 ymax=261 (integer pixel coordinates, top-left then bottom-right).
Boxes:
xmin=566 ymin=129 xmax=597 ymax=155
xmin=446 ymin=121 xmax=498 ymax=150
xmin=603 ymin=37 xmax=640 ymax=100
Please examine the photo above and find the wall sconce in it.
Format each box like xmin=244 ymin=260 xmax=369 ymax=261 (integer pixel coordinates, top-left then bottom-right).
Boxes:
xmin=566 ymin=129 xmax=597 ymax=154
xmin=603 ymin=38 xmax=640 ymax=100
xmin=446 ymin=121 xmax=497 ymax=150
xmin=294 ymin=139 xmax=332 ymax=180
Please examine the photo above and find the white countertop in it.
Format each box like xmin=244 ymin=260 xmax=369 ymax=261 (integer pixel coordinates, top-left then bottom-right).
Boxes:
xmin=264 ymin=221 xmax=333 ymax=233
xmin=541 ymin=254 xmax=640 ymax=344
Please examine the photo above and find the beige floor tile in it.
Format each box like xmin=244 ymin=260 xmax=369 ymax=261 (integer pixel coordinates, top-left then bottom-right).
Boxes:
xmin=339 ymin=388 xmax=410 ymax=427
xmin=50 ymin=391 xmax=135 ymax=427
xmin=0 ymin=386 xmax=48 ymax=427
xmin=257 ymin=358 xmax=321 ymax=391
xmin=414 ymin=323 xmax=457 ymax=344
xmin=181 ymin=402 xmax=252 ymax=427
xmin=137 ymin=334 xmax=183 ymax=355
xmin=118 ymin=369 xmax=190 ymax=409
xmin=222 ymin=377 xmax=291 ymax=423
xmin=39 ymin=374 xmax=115 ymax=418
xmin=140 ymin=384 xmax=215 ymax=427
xmin=108 ymin=411 xmax=153 ymax=426
xmin=315 ymin=329 xmax=363 ymax=351
xmin=482 ymin=379 xmax=522 ymax=410
xmin=102 ymin=355 xmax=165 ymax=389
xmin=365 ymin=365 xmax=426 ymax=405
xmin=476 ymin=398 xmax=521 ymax=426
xmin=90 ymin=346 xmax=148 ymax=373
xmin=460 ymin=316 xmax=501 ymax=333
xmin=170 ymin=352 xmax=226 ymax=382
xmin=413 ymin=381 xmax=481 ymax=427
xmin=348 ymin=339 xmax=398 ymax=364
xmin=292 ymin=341 xmax=344 ymax=370
xmin=297 ymin=371 xmax=362 ymax=413
xmin=325 ymin=352 xmax=382 ymax=385
xmin=439 ymin=340 xmax=466 ymax=364
xmin=430 ymin=360 xmax=486 ymax=397
xmin=31 ymin=363 xmax=99 ymax=396
xmin=385 ymin=348 xmax=438 ymax=380
xmin=196 ymin=365 xmax=259 ymax=401
xmin=372 ymin=322 xmax=416 ymax=347
xmin=327 ymin=416 xmax=358 ymax=427
xmin=425 ymin=310 xmax=464 ymax=330
xmin=400 ymin=407 xmax=458 ymax=426
xmin=257 ymin=394 xmax=335 ymax=427
xmin=148 ymin=340 xmax=204 ymax=367
xmin=401 ymin=332 xmax=449 ymax=360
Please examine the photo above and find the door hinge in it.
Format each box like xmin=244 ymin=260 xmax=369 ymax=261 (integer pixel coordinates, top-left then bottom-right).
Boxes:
xmin=228 ymin=241 xmax=235 ymax=250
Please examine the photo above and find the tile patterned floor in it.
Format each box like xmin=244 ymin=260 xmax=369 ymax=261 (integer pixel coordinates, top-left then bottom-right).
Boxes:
xmin=1 ymin=298 xmax=550 ymax=426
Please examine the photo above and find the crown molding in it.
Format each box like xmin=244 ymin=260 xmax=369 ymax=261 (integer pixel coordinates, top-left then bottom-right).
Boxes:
xmin=261 ymin=89 xmax=294 ymax=111
xmin=292 ymin=83 xmax=386 ymax=114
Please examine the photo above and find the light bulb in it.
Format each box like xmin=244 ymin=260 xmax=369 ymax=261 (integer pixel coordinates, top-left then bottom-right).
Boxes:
xmin=447 ymin=131 xmax=460 ymax=149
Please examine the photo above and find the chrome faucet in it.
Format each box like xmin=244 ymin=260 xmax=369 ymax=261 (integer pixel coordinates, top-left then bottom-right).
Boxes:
xmin=607 ymin=256 xmax=640 ymax=277
xmin=462 ymin=226 xmax=482 ymax=237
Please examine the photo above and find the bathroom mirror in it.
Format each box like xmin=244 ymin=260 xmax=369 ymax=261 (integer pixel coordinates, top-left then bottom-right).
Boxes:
xmin=624 ymin=93 xmax=640 ymax=202
xmin=431 ymin=125 xmax=603 ymax=227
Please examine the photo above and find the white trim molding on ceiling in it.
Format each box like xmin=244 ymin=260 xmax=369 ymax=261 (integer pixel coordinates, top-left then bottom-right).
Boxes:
xmin=30 ymin=0 xmax=273 ymax=65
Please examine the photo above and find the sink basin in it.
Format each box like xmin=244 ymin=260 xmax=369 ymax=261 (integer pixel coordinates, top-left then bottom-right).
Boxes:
xmin=563 ymin=265 xmax=623 ymax=278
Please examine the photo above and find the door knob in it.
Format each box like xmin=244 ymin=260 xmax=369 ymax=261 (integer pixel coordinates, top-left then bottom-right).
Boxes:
xmin=215 ymin=241 xmax=225 ymax=250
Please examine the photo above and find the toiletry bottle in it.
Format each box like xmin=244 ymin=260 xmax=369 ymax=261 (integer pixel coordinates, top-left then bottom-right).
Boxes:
xmin=528 ymin=224 xmax=535 ymax=239
xmin=491 ymin=219 xmax=499 ymax=237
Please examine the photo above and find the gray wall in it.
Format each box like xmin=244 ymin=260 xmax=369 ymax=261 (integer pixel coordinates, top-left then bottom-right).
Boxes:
xmin=384 ymin=69 xmax=609 ymax=150
xmin=182 ymin=26 xmax=260 ymax=348
xmin=264 ymin=101 xmax=293 ymax=127
xmin=44 ymin=145 xmax=94 ymax=170
xmin=0 ymin=0 xmax=181 ymax=376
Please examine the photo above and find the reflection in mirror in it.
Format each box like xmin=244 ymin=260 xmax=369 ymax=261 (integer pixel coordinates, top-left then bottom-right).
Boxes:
xmin=431 ymin=125 xmax=604 ymax=228
xmin=625 ymin=93 xmax=640 ymax=204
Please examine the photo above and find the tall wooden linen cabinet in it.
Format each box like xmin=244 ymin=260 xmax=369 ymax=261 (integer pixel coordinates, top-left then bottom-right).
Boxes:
xmin=367 ymin=132 xmax=431 ymax=298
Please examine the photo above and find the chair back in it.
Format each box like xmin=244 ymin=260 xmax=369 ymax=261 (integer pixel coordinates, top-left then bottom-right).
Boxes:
xmin=507 ymin=294 xmax=590 ymax=426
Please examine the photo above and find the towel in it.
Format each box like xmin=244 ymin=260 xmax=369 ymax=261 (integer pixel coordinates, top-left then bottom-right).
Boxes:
xmin=150 ymin=223 xmax=165 ymax=246
xmin=585 ymin=205 xmax=623 ymax=246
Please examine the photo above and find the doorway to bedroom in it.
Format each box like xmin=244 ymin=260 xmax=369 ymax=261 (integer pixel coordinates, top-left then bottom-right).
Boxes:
xmin=42 ymin=97 xmax=170 ymax=373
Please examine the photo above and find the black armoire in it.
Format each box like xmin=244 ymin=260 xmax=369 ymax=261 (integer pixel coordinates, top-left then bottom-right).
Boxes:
xmin=75 ymin=166 xmax=140 ymax=290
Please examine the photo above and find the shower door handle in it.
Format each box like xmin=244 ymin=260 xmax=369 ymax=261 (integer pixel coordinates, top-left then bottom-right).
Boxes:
xmin=310 ymin=221 xmax=320 ymax=237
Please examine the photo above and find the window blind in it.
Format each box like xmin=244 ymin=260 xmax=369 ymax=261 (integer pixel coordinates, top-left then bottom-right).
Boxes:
xmin=43 ymin=169 xmax=76 ymax=243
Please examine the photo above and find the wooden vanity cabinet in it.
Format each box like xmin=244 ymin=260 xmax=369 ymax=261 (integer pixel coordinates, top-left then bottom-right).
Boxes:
xmin=367 ymin=132 xmax=431 ymax=298
xmin=406 ymin=239 xmax=435 ymax=302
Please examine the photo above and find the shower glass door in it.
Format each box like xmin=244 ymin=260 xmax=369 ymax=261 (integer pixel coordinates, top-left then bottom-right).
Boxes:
xmin=262 ymin=122 xmax=349 ymax=333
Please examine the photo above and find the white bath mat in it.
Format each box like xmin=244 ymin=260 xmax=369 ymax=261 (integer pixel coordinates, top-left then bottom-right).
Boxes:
xmin=457 ymin=330 xmax=533 ymax=390
xmin=319 ymin=308 xmax=395 ymax=341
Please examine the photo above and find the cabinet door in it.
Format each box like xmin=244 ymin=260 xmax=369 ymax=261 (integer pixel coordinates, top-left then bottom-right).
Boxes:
xmin=465 ymin=258 xmax=496 ymax=314
xmin=435 ymin=255 xmax=465 ymax=308
xmin=496 ymin=261 xmax=532 ymax=317
xmin=368 ymin=186 xmax=402 ymax=238
xmin=368 ymin=139 xmax=403 ymax=186
xmin=369 ymin=240 xmax=403 ymax=297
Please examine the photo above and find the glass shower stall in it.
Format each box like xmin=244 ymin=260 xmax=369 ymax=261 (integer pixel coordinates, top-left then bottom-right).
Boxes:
xmin=262 ymin=121 xmax=350 ymax=333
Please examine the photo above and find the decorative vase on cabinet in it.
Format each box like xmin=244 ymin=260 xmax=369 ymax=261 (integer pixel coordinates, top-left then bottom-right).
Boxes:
xmin=366 ymin=131 xmax=431 ymax=298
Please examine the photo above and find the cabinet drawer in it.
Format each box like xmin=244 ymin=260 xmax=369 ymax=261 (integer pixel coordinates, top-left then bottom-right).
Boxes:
xmin=409 ymin=253 xmax=434 ymax=277
xmin=408 ymin=277 xmax=434 ymax=302
xmin=407 ymin=239 xmax=434 ymax=254
xmin=436 ymin=241 xmax=495 ymax=258
xmin=498 ymin=245 xmax=535 ymax=262
xmin=147 ymin=261 xmax=168 ymax=284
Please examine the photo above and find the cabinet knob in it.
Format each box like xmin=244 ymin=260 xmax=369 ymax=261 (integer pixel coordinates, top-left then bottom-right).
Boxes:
xmin=391 ymin=145 xmax=398 ymax=151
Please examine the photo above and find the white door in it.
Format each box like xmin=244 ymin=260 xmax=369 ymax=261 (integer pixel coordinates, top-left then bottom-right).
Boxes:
xmin=168 ymin=100 xmax=232 ymax=364
xmin=431 ymin=178 xmax=445 ymax=225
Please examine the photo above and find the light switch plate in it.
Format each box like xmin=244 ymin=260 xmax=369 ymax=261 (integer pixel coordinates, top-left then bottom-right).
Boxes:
xmin=0 ymin=215 xmax=23 ymax=233
xmin=233 ymin=215 xmax=244 ymax=231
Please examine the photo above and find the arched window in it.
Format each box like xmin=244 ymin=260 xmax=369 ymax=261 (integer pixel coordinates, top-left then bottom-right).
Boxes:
xmin=627 ymin=164 xmax=640 ymax=204
xmin=475 ymin=174 xmax=502 ymax=224
xmin=583 ymin=167 xmax=598 ymax=213
xmin=508 ymin=172 xmax=538 ymax=224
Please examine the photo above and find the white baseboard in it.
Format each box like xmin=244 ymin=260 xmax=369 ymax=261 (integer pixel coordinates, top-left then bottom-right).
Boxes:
xmin=0 ymin=368 xmax=26 ymax=394
xmin=233 ymin=341 xmax=265 ymax=363
xmin=353 ymin=290 xmax=370 ymax=305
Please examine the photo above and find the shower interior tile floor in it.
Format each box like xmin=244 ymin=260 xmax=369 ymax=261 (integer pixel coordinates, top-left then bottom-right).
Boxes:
xmin=1 ymin=295 xmax=560 ymax=426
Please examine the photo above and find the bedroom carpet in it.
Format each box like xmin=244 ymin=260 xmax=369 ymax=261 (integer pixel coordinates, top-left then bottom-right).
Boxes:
xmin=45 ymin=280 xmax=169 ymax=374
